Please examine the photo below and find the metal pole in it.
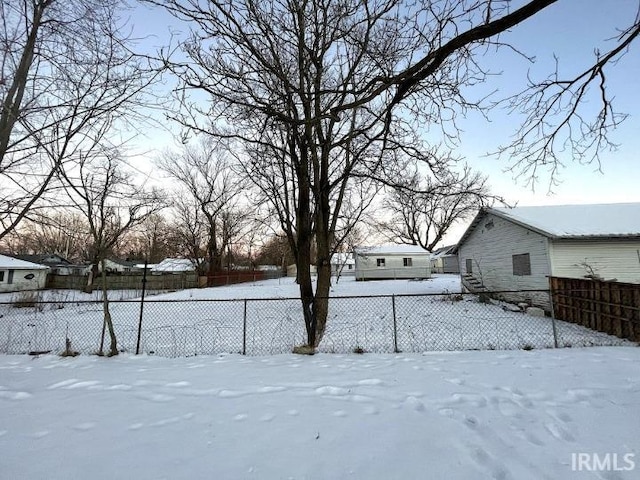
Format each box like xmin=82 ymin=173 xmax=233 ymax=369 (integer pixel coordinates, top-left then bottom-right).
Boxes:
xmin=549 ymin=288 xmax=559 ymax=348
xmin=136 ymin=259 xmax=148 ymax=355
xmin=392 ymin=295 xmax=399 ymax=353
xmin=242 ymin=299 xmax=248 ymax=355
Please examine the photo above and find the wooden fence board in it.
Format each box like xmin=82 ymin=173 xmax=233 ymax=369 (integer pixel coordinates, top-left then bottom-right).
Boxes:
xmin=549 ymin=276 xmax=640 ymax=343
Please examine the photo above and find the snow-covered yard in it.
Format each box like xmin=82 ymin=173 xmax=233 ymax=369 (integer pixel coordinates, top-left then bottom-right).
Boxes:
xmin=1 ymin=347 xmax=638 ymax=479
xmin=0 ymin=275 xmax=630 ymax=356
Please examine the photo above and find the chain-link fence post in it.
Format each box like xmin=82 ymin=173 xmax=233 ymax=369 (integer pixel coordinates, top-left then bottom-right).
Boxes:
xmin=549 ymin=288 xmax=559 ymax=348
xmin=391 ymin=295 xmax=399 ymax=353
xmin=242 ymin=299 xmax=248 ymax=355
xmin=136 ymin=259 xmax=148 ymax=355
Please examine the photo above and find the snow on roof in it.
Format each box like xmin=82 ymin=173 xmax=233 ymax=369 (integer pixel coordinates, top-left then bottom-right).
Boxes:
xmin=0 ymin=254 xmax=49 ymax=270
xmin=150 ymin=258 xmax=196 ymax=273
xmin=355 ymin=244 xmax=429 ymax=255
xmin=330 ymin=253 xmax=355 ymax=265
xmin=488 ymin=203 xmax=640 ymax=238
xmin=430 ymin=245 xmax=457 ymax=260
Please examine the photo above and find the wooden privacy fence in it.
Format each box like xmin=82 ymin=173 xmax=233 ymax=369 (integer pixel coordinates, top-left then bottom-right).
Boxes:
xmin=46 ymin=273 xmax=198 ymax=291
xmin=549 ymin=276 xmax=640 ymax=342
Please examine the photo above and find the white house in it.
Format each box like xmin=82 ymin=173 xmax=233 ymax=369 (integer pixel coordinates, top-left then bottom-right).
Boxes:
xmin=150 ymin=258 xmax=196 ymax=274
xmin=455 ymin=203 xmax=640 ymax=310
xmin=430 ymin=245 xmax=459 ymax=274
xmin=354 ymin=244 xmax=431 ymax=280
xmin=330 ymin=252 xmax=355 ymax=277
xmin=0 ymin=254 xmax=49 ymax=293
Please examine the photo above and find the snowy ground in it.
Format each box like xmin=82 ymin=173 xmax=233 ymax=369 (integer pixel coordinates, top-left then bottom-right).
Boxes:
xmin=1 ymin=347 xmax=638 ymax=479
xmin=0 ymin=275 xmax=630 ymax=356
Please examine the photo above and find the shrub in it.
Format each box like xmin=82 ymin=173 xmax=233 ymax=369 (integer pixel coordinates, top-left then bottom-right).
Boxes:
xmin=11 ymin=290 xmax=43 ymax=311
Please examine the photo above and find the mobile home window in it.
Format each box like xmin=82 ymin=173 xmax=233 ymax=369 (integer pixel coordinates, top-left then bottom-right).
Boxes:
xmin=376 ymin=258 xmax=385 ymax=267
xmin=403 ymin=258 xmax=413 ymax=267
xmin=465 ymin=259 xmax=473 ymax=274
xmin=512 ymin=253 xmax=531 ymax=276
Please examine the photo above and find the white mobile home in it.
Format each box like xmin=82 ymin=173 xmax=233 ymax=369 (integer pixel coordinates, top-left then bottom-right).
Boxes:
xmin=455 ymin=203 xmax=640 ymax=310
xmin=330 ymin=252 xmax=355 ymax=277
xmin=0 ymin=255 xmax=49 ymax=293
xmin=430 ymin=245 xmax=460 ymax=274
xmin=354 ymin=245 xmax=431 ymax=280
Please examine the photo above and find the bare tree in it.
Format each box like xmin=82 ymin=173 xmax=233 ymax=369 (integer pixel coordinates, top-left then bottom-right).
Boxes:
xmin=158 ymin=138 xmax=249 ymax=278
xmin=379 ymin=165 xmax=500 ymax=251
xmin=116 ymin=214 xmax=178 ymax=263
xmin=0 ymin=211 xmax=91 ymax=261
xmin=153 ymin=0 xmax=436 ymax=350
xmin=0 ymin=0 xmax=157 ymax=241
xmin=150 ymin=0 xmax=638 ymax=350
xmin=62 ymin=153 xmax=164 ymax=356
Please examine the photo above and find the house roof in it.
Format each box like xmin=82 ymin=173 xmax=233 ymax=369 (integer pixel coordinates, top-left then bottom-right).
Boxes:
xmin=431 ymin=245 xmax=457 ymax=259
xmin=330 ymin=252 xmax=355 ymax=265
xmin=0 ymin=254 xmax=49 ymax=270
xmin=457 ymin=203 xmax=640 ymax=248
xmin=150 ymin=258 xmax=196 ymax=273
xmin=13 ymin=254 xmax=72 ymax=266
xmin=355 ymin=244 xmax=430 ymax=256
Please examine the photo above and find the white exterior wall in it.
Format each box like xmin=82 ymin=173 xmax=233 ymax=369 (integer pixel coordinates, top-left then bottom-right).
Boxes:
xmin=550 ymin=240 xmax=640 ymax=283
xmin=0 ymin=268 xmax=48 ymax=293
xmin=457 ymin=213 xmax=551 ymax=309
xmin=355 ymin=253 xmax=431 ymax=280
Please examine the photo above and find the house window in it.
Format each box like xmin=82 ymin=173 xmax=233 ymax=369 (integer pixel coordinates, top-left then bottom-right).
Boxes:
xmin=347 ymin=265 xmax=353 ymax=270
xmin=465 ymin=259 xmax=473 ymax=274
xmin=0 ymin=271 xmax=4 ymax=282
xmin=376 ymin=258 xmax=385 ymax=267
xmin=403 ymin=258 xmax=413 ymax=267
xmin=512 ymin=253 xmax=531 ymax=276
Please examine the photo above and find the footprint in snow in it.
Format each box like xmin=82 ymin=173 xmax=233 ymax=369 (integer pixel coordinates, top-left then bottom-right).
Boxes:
xmin=0 ymin=390 xmax=32 ymax=400
xmin=135 ymin=392 xmax=175 ymax=402
xmin=357 ymin=379 xmax=384 ymax=386
xmin=73 ymin=422 xmax=96 ymax=431
xmin=544 ymin=422 xmax=575 ymax=443
xmin=47 ymin=379 xmax=79 ymax=390
xmin=165 ymin=381 xmax=190 ymax=388
xmin=259 ymin=413 xmax=276 ymax=422
xmin=403 ymin=396 xmax=425 ymax=412
xmin=446 ymin=378 xmax=465 ymax=386
xmin=332 ymin=410 xmax=348 ymax=417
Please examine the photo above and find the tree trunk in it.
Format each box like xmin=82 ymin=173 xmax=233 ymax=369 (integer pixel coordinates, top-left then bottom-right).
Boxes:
xmin=101 ymin=259 xmax=118 ymax=356
xmin=84 ymin=262 xmax=99 ymax=293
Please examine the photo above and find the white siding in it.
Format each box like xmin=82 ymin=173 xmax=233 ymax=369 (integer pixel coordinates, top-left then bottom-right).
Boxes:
xmin=355 ymin=253 xmax=431 ymax=280
xmin=458 ymin=213 xmax=551 ymax=308
xmin=550 ymin=240 xmax=640 ymax=283
xmin=0 ymin=268 xmax=47 ymax=293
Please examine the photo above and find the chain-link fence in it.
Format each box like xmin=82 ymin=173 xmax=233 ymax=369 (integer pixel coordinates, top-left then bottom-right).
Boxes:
xmin=0 ymin=289 xmax=632 ymax=357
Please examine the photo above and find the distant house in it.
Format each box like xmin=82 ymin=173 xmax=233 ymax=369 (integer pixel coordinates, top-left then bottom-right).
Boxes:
xmin=330 ymin=252 xmax=355 ymax=277
xmin=150 ymin=258 xmax=196 ymax=274
xmin=12 ymin=254 xmax=85 ymax=275
xmin=286 ymin=264 xmax=317 ymax=278
xmin=455 ymin=203 xmax=640 ymax=310
xmin=0 ymin=254 xmax=49 ymax=293
xmin=430 ymin=245 xmax=459 ymax=274
xmin=354 ymin=245 xmax=431 ymax=280
xmin=101 ymin=258 xmax=139 ymax=274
